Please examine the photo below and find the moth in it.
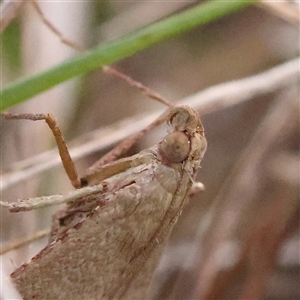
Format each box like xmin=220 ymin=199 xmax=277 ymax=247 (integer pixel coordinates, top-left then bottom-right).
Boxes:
xmin=1 ymin=103 xmax=207 ymax=299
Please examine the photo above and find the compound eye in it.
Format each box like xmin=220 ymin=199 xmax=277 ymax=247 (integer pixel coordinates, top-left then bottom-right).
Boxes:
xmin=159 ymin=132 xmax=190 ymax=163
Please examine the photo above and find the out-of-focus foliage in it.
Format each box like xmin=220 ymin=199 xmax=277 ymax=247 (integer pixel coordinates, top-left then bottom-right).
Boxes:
xmin=1 ymin=1 xmax=299 ymax=299
xmin=2 ymin=20 xmax=21 ymax=73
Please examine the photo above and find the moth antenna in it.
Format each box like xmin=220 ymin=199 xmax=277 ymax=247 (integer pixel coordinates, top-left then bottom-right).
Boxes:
xmin=103 ymin=66 xmax=175 ymax=109
xmin=31 ymin=0 xmax=84 ymax=52
xmin=31 ymin=1 xmax=174 ymax=110
xmin=28 ymin=2 xmax=174 ymax=167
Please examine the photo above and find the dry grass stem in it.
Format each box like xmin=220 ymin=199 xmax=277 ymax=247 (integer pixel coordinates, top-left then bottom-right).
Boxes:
xmin=1 ymin=57 xmax=299 ymax=191
xmin=0 ymin=229 xmax=50 ymax=255
xmin=191 ymin=88 xmax=299 ymax=299
xmin=259 ymin=0 xmax=300 ymax=25
xmin=183 ymin=57 xmax=299 ymax=114
xmin=1 ymin=3 xmax=299 ymax=298
xmin=149 ymin=87 xmax=299 ymax=300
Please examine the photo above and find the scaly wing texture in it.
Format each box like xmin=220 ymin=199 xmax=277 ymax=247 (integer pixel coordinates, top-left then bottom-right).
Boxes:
xmin=11 ymin=150 xmax=192 ymax=300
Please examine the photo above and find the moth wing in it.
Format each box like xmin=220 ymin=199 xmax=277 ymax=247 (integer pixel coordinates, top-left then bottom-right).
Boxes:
xmin=11 ymin=151 xmax=189 ymax=300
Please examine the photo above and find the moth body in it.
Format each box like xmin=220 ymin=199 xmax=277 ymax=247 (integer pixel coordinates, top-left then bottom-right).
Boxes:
xmin=2 ymin=106 xmax=207 ymax=300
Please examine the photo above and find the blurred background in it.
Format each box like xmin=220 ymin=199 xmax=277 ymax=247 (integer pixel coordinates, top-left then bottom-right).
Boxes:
xmin=1 ymin=1 xmax=299 ymax=299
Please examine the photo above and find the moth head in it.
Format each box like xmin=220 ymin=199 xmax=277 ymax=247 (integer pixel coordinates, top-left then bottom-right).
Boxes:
xmin=168 ymin=106 xmax=201 ymax=134
xmin=158 ymin=106 xmax=207 ymax=165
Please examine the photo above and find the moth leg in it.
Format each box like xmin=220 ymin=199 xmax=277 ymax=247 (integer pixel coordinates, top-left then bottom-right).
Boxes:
xmin=1 ymin=113 xmax=81 ymax=189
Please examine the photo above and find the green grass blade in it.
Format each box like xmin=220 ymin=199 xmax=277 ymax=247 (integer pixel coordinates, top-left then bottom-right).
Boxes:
xmin=1 ymin=0 xmax=254 ymax=111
